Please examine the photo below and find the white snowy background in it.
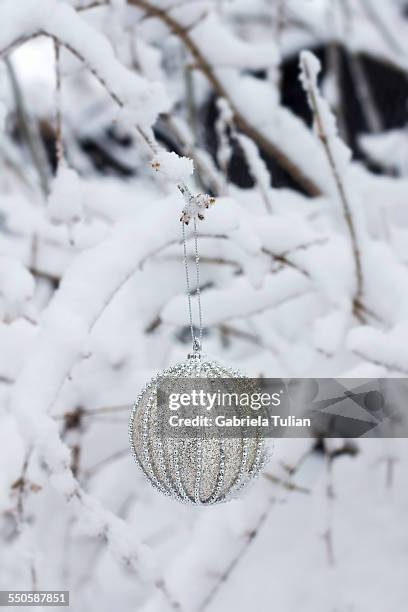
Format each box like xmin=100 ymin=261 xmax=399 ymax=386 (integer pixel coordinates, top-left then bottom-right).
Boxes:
xmin=0 ymin=0 xmax=407 ymax=611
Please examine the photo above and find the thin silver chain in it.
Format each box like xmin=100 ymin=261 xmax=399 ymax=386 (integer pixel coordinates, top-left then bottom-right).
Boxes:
xmin=182 ymin=217 xmax=203 ymax=351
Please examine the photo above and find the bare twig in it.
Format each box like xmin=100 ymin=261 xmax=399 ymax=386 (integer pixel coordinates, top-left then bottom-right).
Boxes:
xmin=262 ymin=247 xmax=310 ymax=277
xmin=77 ymin=1 xmax=109 ymax=11
xmin=11 ymin=448 xmax=34 ymax=525
xmin=322 ymin=452 xmax=335 ymax=566
xmin=83 ymin=449 xmax=129 ymax=478
xmin=31 ymin=562 xmax=38 ymax=592
xmin=4 ymin=57 xmax=50 ymax=196
xmin=264 ymin=472 xmax=311 ymax=494
xmin=383 ymin=456 xmax=398 ymax=489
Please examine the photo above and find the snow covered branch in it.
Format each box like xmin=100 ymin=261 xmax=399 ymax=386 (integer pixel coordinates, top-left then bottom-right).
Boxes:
xmin=129 ymin=0 xmax=329 ymax=195
xmin=8 ymin=196 xmax=188 ymax=605
xmin=0 ymin=0 xmax=168 ymax=128
xmin=300 ymin=50 xmax=364 ymax=309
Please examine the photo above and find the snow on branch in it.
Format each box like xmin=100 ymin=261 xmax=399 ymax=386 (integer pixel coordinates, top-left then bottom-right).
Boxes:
xmin=233 ymin=132 xmax=273 ymax=213
xmin=47 ymin=163 xmax=84 ymax=226
xmin=0 ymin=0 xmax=169 ymax=128
xmin=348 ymin=326 xmax=408 ymax=375
xmin=299 ymin=50 xmax=364 ymax=309
xmin=129 ymin=0 xmax=331 ymax=196
xmin=8 ymin=195 xmax=190 ymax=605
xmin=191 ymin=11 xmax=279 ymax=71
xmin=162 ymin=269 xmax=310 ymax=327
xmin=215 ymin=97 xmax=273 ymax=213
xmin=0 ymin=0 xmax=204 ymax=193
xmin=0 ymin=256 xmax=35 ymax=322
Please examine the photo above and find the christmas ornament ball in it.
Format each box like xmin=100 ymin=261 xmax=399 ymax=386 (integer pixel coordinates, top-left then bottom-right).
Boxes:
xmin=129 ymin=353 xmax=267 ymax=505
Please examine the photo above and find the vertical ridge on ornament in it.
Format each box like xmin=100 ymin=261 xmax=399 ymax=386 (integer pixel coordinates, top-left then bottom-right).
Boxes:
xmin=223 ymin=437 xmax=249 ymax=502
xmin=142 ymin=395 xmax=168 ymax=496
xmin=155 ymin=434 xmax=175 ymax=497
xmin=194 ymin=438 xmax=203 ymax=504
xmin=172 ymin=441 xmax=191 ymax=502
xmin=205 ymin=438 xmax=225 ymax=505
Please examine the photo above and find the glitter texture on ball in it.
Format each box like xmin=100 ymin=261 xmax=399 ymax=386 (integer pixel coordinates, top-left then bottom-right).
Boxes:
xmin=129 ymin=354 xmax=267 ymax=505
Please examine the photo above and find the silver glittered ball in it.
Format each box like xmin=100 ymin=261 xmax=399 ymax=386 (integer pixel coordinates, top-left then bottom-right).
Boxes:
xmin=129 ymin=353 xmax=267 ymax=505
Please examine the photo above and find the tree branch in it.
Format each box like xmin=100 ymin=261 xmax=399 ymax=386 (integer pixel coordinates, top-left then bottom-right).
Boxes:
xmin=10 ymin=201 xmax=188 ymax=610
xmin=128 ymin=0 xmax=324 ymax=195
xmin=300 ymin=52 xmax=364 ymax=309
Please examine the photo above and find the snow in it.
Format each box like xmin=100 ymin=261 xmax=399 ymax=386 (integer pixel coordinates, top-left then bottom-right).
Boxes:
xmin=347 ymin=325 xmax=408 ymax=374
xmin=151 ymin=150 xmax=194 ymax=182
xmin=0 ymin=0 xmax=408 ymax=609
xmin=133 ymin=39 xmax=165 ymax=82
xmin=0 ymin=256 xmax=35 ymax=322
xmin=220 ymin=70 xmax=335 ymax=195
xmin=190 ymin=11 xmax=279 ymax=70
xmin=179 ymin=190 xmax=216 ymax=224
xmin=0 ymin=320 xmax=37 ymax=382
xmin=287 ymin=0 xmax=408 ymax=72
xmin=162 ymin=268 xmax=310 ymax=326
xmin=47 ymin=163 xmax=84 ymax=225
xmin=313 ymin=302 xmax=351 ymax=354
xmin=197 ymin=441 xmax=408 ymax=612
xmin=233 ymin=133 xmax=273 ymax=212
xmin=8 ymin=194 xmax=186 ymax=582
xmin=0 ymin=0 xmax=170 ymax=127
xmin=215 ymin=98 xmax=233 ymax=180
xmin=360 ymin=129 xmax=408 ymax=176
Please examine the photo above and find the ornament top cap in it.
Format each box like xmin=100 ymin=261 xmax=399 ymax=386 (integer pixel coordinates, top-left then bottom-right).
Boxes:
xmin=188 ymin=337 xmax=202 ymax=360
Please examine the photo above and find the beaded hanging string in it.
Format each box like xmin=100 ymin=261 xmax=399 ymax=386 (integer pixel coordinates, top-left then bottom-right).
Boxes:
xmin=178 ymin=181 xmax=214 ymax=355
xmin=182 ymin=218 xmax=203 ymax=354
